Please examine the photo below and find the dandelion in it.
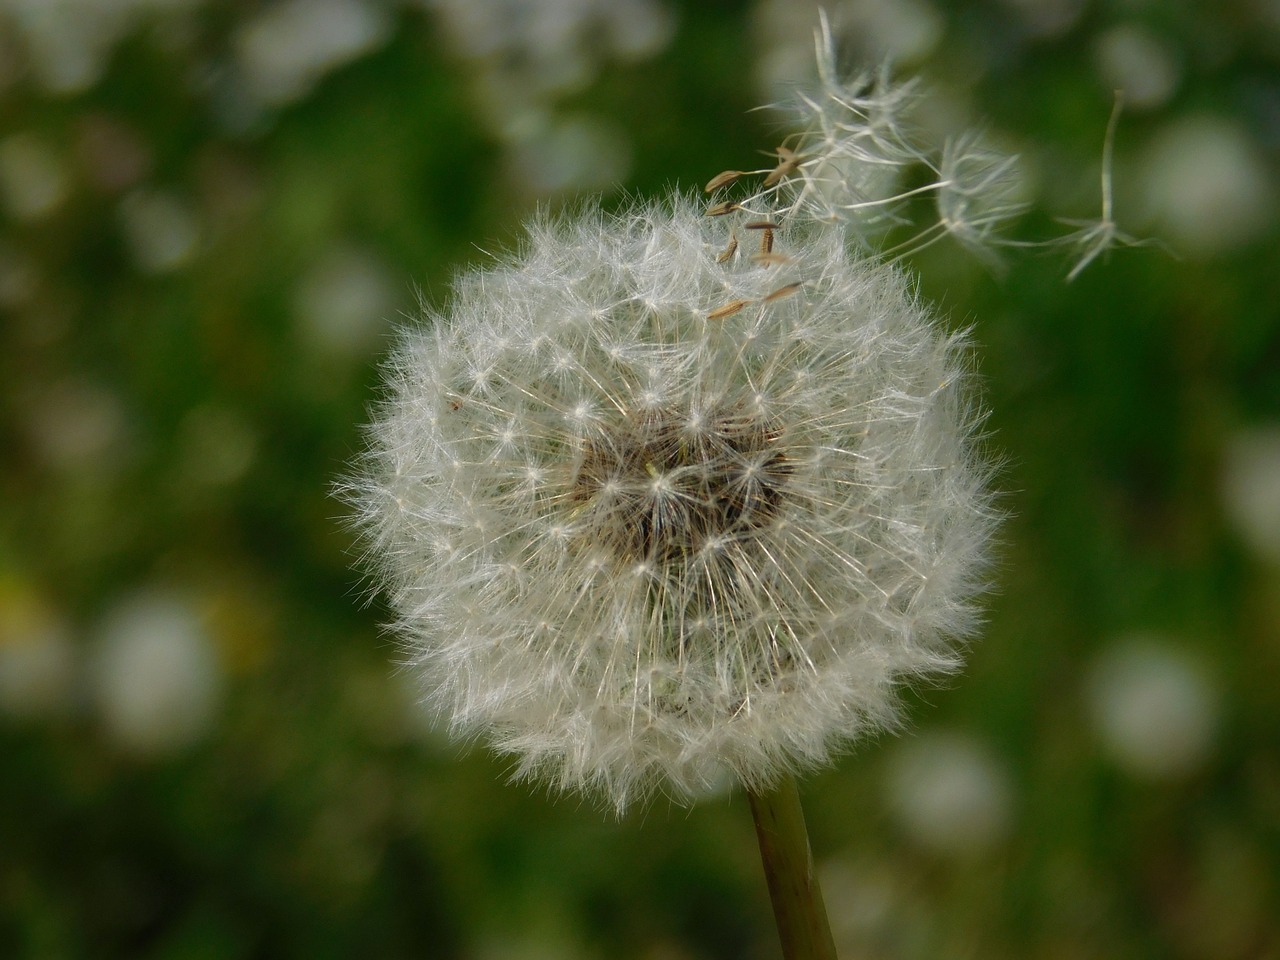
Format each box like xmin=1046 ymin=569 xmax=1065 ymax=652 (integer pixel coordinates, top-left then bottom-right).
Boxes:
xmin=347 ymin=195 xmax=994 ymax=954
xmin=348 ymin=194 xmax=995 ymax=814
xmin=338 ymin=15 xmax=1099 ymax=959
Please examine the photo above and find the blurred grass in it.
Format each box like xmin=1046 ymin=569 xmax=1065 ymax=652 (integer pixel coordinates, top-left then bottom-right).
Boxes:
xmin=2 ymin=1 xmax=1279 ymax=958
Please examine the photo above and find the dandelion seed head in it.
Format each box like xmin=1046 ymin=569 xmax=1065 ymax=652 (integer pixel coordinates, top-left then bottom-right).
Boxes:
xmin=347 ymin=194 xmax=996 ymax=811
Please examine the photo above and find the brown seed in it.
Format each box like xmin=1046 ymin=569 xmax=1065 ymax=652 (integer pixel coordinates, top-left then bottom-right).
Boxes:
xmin=763 ymin=145 xmax=801 ymax=187
xmin=716 ymin=233 xmax=739 ymax=264
xmin=704 ymin=170 xmax=746 ymax=193
xmin=751 ymin=252 xmax=795 ymax=266
xmin=762 ymin=282 xmax=802 ymax=303
xmin=759 ymin=227 xmax=774 ymax=256
xmin=707 ymin=299 xmax=752 ymax=320
xmin=743 ymin=221 xmax=781 ymax=230
xmin=705 ymin=200 xmax=741 ymax=217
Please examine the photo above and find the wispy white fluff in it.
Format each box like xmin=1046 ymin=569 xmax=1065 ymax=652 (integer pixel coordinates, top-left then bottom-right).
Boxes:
xmin=735 ymin=12 xmax=1138 ymax=276
xmin=1056 ymin=95 xmax=1154 ymax=280
xmin=345 ymin=195 xmax=998 ymax=812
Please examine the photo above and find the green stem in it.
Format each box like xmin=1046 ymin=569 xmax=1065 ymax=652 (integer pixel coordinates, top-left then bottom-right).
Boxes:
xmin=747 ymin=775 xmax=839 ymax=960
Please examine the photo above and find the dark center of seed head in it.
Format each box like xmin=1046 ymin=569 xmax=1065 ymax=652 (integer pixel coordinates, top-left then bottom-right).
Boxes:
xmin=570 ymin=407 xmax=792 ymax=563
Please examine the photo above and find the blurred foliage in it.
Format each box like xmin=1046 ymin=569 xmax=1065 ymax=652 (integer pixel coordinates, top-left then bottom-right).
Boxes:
xmin=1 ymin=1 xmax=1278 ymax=958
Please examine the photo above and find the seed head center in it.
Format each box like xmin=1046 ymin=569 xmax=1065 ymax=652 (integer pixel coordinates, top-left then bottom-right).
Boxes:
xmin=570 ymin=406 xmax=791 ymax=563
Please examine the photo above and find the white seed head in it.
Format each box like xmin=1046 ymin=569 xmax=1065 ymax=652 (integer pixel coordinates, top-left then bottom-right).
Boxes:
xmin=346 ymin=195 xmax=997 ymax=812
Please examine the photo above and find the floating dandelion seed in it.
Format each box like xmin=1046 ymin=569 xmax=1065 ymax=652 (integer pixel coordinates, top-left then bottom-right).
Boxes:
xmin=1058 ymin=95 xmax=1153 ymax=281
xmin=734 ymin=15 xmax=1029 ymax=260
xmin=726 ymin=12 xmax=1144 ymax=276
xmin=346 ymin=196 xmax=997 ymax=813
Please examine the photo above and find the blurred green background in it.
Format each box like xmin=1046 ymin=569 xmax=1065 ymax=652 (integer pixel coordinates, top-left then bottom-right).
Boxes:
xmin=1 ymin=1 xmax=1277 ymax=958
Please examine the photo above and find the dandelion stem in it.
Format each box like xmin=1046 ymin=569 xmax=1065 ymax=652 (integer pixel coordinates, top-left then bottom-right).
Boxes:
xmin=747 ymin=775 xmax=839 ymax=960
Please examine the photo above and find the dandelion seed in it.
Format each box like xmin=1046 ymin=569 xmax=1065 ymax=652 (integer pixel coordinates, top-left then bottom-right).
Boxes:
xmin=742 ymin=15 xmax=954 ymax=246
xmin=1058 ymin=94 xmax=1154 ymax=281
xmin=706 ymin=200 xmax=741 ymax=217
xmin=931 ymin=133 xmax=1029 ymax=268
xmin=706 ymin=298 xmax=753 ymax=320
xmin=705 ymin=170 xmax=747 ymax=192
xmin=752 ymin=252 xmax=796 ymax=267
xmin=716 ymin=233 xmax=739 ymax=263
xmin=762 ymin=145 xmax=803 ymax=187
xmin=763 ymin=282 xmax=803 ymax=303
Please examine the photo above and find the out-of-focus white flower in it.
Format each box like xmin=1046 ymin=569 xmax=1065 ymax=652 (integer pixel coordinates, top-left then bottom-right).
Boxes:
xmin=91 ymin=589 xmax=223 ymax=757
xmin=754 ymin=0 xmax=943 ymax=86
xmin=22 ymin=378 xmax=128 ymax=472
xmin=505 ymin=115 xmax=631 ymax=196
xmin=426 ymin=0 xmax=672 ymax=194
xmin=346 ymin=193 xmax=996 ymax=811
xmin=0 ymin=580 xmax=77 ymax=721
xmin=819 ymin=857 xmax=903 ymax=947
xmin=885 ymin=730 xmax=1013 ymax=855
xmin=175 ymin=404 xmax=258 ymax=489
xmin=118 ymin=188 xmax=201 ymax=273
xmin=293 ymin=243 xmax=396 ymax=356
xmin=0 ymin=0 xmax=200 ymax=94
xmin=234 ymin=0 xmax=390 ymax=108
xmin=995 ymin=0 xmax=1084 ymax=39
xmin=0 ymin=241 xmax=37 ymax=308
xmin=428 ymin=0 xmax=674 ymax=100
xmin=1093 ymin=24 xmax=1180 ymax=111
xmin=1086 ymin=636 xmax=1219 ymax=779
xmin=1222 ymin=426 xmax=1280 ymax=564
xmin=1140 ymin=115 xmax=1275 ymax=257
xmin=0 ymin=132 xmax=68 ymax=221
